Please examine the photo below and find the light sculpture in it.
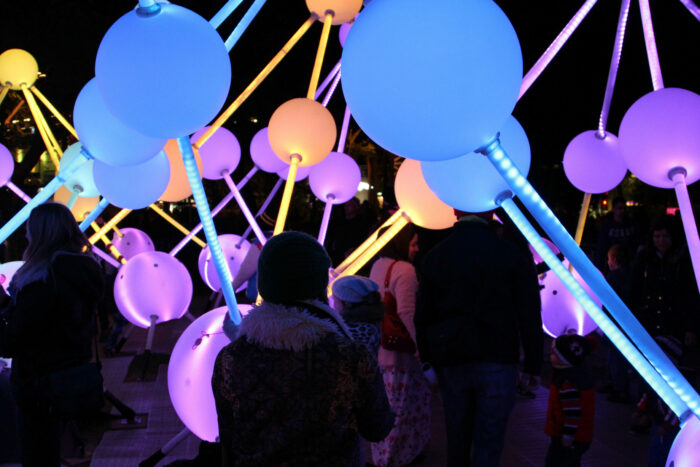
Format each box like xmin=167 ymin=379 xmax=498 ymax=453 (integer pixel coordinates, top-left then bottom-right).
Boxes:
xmin=665 ymin=414 xmax=700 ymax=467
xmin=562 ymin=131 xmax=627 ymax=194
xmin=53 ymin=185 xmax=100 ymax=221
xmin=190 ymin=126 xmax=241 ymax=181
xmin=540 ymin=262 xmax=600 ymax=337
xmin=394 ymin=159 xmax=456 ymax=230
xmin=197 ymin=235 xmax=251 ymax=292
xmin=0 ymin=49 xmax=39 ymax=90
xmin=159 ymin=140 xmax=204 ymax=203
xmin=58 ymin=143 xmax=99 ymax=199
xmin=250 ymin=127 xmax=287 ymax=173
xmin=111 ymin=228 xmax=156 ymax=260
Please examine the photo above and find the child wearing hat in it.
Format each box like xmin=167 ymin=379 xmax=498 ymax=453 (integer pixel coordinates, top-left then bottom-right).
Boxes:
xmin=545 ymin=333 xmax=596 ymax=467
xmin=331 ymin=275 xmax=384 ymax=356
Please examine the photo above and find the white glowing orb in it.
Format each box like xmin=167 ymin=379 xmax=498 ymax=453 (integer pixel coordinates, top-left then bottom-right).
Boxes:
xmin=666 ymin=414 xmax=700 ymax=467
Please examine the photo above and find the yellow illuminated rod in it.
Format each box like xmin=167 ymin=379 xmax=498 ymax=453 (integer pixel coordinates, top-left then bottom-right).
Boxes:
xmin=112 ymin=225 xmax=124 ymax=238
xmin=21 ymin=85 xmax=61 ymax=171
xmin=30 ymin=86 xmax=78 ymax=139
xmin=306 ymin=12 xmax=334 ymax=99
xmin=91 ymin=222 xmax=126 ymax=264
xmin=195 ymin=16 xmax=316 ymax=149
xmin=0 ymin=86 xmax=9 ymax=107
xmin=573 ymin=192 xmax=592 ymax=246
xmin=333 ymin=209 xmax=404 ymax=275
xmin=149 ymin=204 xmax=207 ymax=248
xmin=89 ymin=208 xmax=131 ymax=245
xmin=273 ymin=156 xmax=300 ymax=236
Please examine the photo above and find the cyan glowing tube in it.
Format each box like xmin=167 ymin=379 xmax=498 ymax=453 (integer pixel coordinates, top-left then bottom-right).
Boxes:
xmin=210 ymin=0 xmax=244 ymax=29
xmin=321 ymin=67 xmax=342 ymax=108
xmin=498 ymin=195 xmax=690 ymax=418
xmin=670 ymin=169 xmax=700 ymax=293
xmin=638 ymin=0 xmax=664 ymax=90
xmin=79 ymin=198 xmax=110 ymax=232
xmin=481 ymin=138 xmax=700 ymax=418
xmin=679 ymin=0 xmax=700 ymax=21
xmin=318 ymin=196 xmax=335 ymax=245
xmin=314 ymin=60 xmax=341 ymax=101
xmin=177 ymin=137 xmax=240 ymax=324
xmin=598 ymin=0 xmax=631 ymax=135
xmin=224 ymin=0 xmax=267 ymax=52
xmin=0 ymin=150 xmax=90 ymax=244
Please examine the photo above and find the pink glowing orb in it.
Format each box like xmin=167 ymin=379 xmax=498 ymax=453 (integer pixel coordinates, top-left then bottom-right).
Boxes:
xmin=114 ymin=251 xmax=193 ymax=328
xmin=619 ymin=88 xmax=700 ymax=188
xmin=167 ymin=304 xmax=252 ymax=442
xmin=0 ymin=143 xmax=14 ymax=186
xmin=308 ymin=152 xmax=361 ymax=204
xmin=539 ymin=261 xmax=600 ymax=337
xmin=665 ymin=414 xmax=700 ymax=467
xmin=250 ymin=127 xmax=287 ymax=173
xmin=190 ymin=126 xmax=241 ymax=180
xmin=563 ymin=131 xmax=627 ymax=194
xmin=528 ymin=237 xmax=559 ymax=265
xmin=0 ymin=261 xmax=23 ymax=293
xmin=197 ymin=234 xmax=251 ymax=292
xmin=276 ymin=163 xmax=311 ymax=181
xmin=111 ymin=228 xmax=155 ymax=260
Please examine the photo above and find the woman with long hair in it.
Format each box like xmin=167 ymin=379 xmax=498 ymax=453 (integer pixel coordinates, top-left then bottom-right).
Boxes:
xmin=0 ymin=202 xmax=105 ymax=466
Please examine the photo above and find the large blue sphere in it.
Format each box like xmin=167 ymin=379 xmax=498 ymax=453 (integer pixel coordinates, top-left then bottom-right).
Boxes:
xmin=95 ymin=4 xmax=231 ymax=138
xmin=341 ymin=0 xmax=522 ymax=161
xmin=421 ymin=116 xmax=531 ymax=212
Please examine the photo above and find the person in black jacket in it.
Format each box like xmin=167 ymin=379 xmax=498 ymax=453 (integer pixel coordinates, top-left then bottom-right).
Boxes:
xmin=415 ymin=210 xmax=543 ymax=467
xmin=0 ymin=202 xmax=104 ymax=467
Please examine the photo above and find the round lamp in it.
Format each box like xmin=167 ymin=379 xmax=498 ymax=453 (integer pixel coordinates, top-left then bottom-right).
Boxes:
xmin=93 ymin=151 xmax=170 ymax=209
xmin=563 ymin=130 xmax=627 ymax=194
xmin=395 ymin=159 xmax=456 ymax=229
xmin=421 ymin=116 xmax=531 ymax=212
xmin=95 ymin=3 xmax=231 ymax=138
xmin=0 ymin=143 xmax=14 ymax=186
xmin=160 ymin=139 xmax=203 ymax=202
xmin=197 ymin=234 xmax=251 ymax=292
xmin=339 ymin=21 xmax=352 ymax=47
xmin=53 ymin=185 xmax=100 ymax=221
xmin=190 ymin=126 xmax=241 ymax=180
xmin=111 ymin=228 xmax=155 ymax=260
xmin=0 ymin=261 xmax=24 ymax=293
xmin=309 ymin=152 xmax=361 ymax=203
xmin=305 ymin=0 xmax=362 ymax=25
xmin=665 ymin=414 xmax=700 ymax=467
xmin=268 ymin=98 xmax=336 ymax=167
xmin=114 ymin=251 xmax=193 ymax=328
xmin=618 ymin=88 xmax=700 ymax=188
xmin=341 ymin=0 xmax=522 ymax=161
xmin=58 ymin=143 xmax=99 ymax=197
xmin=167 ymin=304 xmax=252 ymax=442
xmin=0 ymin=49 xmax=39 ymax=90
xmin=250 ymin=127 xmax=287 ymax=173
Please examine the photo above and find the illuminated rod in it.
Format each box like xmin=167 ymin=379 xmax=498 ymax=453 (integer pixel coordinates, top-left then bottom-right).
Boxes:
xmin=91 ymin=243 xmax=121 ymax=268
xmin=573 ymin=192 xmax=592 ymax=246
xmin=66 ymin=191 xmax=80 ymax=210
xmin=89 ymin=208 xmax=131 ymax=245
xmin=273 ymin=156 xmax=300 ymax=235
xmin=321 ymin=66 xmax=342 ymax=107
xmin=598 ymin=0 xmax=631 ymax=135
xmin=236 ymin=177 xmax=283 ymax=248
xmin=519 ymin=0 xmax=598 ymax=99
xmin=333 ymin=209 xmax=404 ymax=275
xmin=149 ymin=204 xmax=206 ymax=248
xmin=177 ymin=136 xmax=241 ymax=325
xmin=112 ymin=225 xmax=124 ymax=238
xmin=0 ymin=150 xmax=90 ymax=244
xmin=169 ymin=166 xmax=258 ymax=256
xmin=222 ymin=170 xmax=266 ymax=245
xmin=480 ymin=138 xmax=700 ymax=418
xmin=210 ymin=0 xmax=244 ymax=29
xmin=6 ymin=182 xmax=32 ymax=203
xmin=0 ymin=86 xmax=8 ymax=107
xmin=91 ymin=222 xmax=126 ymax=264
xmin=30 ymin=86 xmax=78 ymax=139
xmin=195 ymin=17 xmax=315 ymax=149
xmin=498 ymin=195 xmax=690 ymax=418
xmin=79 ymin=198 xmax=109 ymax=232
xmin=638 ymin=0 xmax=664 ymax=90
xmin=21 ymin=86 xmax=61 ymax=170
xmin=314 ymin=59 xmax=341 ymax=101
xmin=306 ymin=13 xmax=334 ymax=99
xmin=670 ymin=168 xmax=700 ymax=293
xmin=225 ymin=0 xmax=268 ymax=52
xmin=679 ymin=0 xmax=700 ymax=21
xmin=337 ymin=104 xmax=351 ymax=152
xmin=317 ymin=195 xmax=335 ymax=245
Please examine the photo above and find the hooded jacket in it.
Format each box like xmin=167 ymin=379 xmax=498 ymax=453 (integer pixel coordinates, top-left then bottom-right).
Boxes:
xmin=212 ymin=299 xmax=394 ymax=466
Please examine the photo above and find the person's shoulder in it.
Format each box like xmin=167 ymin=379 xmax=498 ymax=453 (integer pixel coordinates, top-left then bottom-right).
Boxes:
xmin=52 ymin=251 xmax=100 ymax=272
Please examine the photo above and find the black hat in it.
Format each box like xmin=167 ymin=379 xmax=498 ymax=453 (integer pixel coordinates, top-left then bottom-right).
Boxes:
xmin=553 ymin=334 xmax=591 ymax=367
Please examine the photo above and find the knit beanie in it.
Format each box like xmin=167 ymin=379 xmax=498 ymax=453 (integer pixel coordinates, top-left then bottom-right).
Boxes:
xmin=553 ymin=333 xmax=591 ymax=367
xmin=332 ymin=276 xmax=380 ymax=303
xmin=257 ymin=231 xmax=331 ymax=304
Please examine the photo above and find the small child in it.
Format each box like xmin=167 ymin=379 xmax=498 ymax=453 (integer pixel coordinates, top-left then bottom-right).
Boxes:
xmin=331 ymin=275 xmax=383 ymax=355
xmin=545 ymin=333 xmax=596 ymax=467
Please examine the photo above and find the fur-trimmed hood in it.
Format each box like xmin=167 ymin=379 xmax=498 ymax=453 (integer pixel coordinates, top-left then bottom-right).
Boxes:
xmin=237 ymin=299 xmax=353 ymax=352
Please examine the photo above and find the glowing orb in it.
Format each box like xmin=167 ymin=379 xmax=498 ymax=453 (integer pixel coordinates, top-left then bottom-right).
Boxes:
xmin=619 ymin=88 xmax=700 ymax=188
xmin=276 ymin=164 xmax=311 ymax=181
xmin=167 ymin=304 xmax=252 ymax=442
xmin=0 ymin=261 xmax=24 ymax=293
xmin=197 ymin=234 xmax=251 ymax=292
xmin=666 ymin=414 xmax=700 ymax=467
xmin=268 ymin=98 xmax=336 ymax=167
xmin=53 ymin=186 xmax=100 ymax=221
xmin=563 ymin=131 xmax=627 ymax=194
xmin=339 ymin=21 xmax=351 ymax=47
xmin=309 ymin=152 xmax=361 ymax=204
xmin=0 ymin=49 xmax=39 ymax=90
xmin=191 ymin=126 xmax=241 ymax=180
xmin=111 ymin=228 xmax=155 ymax=260
xmin=59 ymin=143 xmax=99 ymax=197
xmin=160 ymin=139 xmax=203 ymax=202
xmin=93 ymin=151 xmax=170 ymax=209
xmin=305 ymin=0 xmax=362 ymax=25
xmin=250 ymin=127 xmax=287 ymax=173
xmin=95 ymin=3 xmax=231 ymax=138
xmin=341 ymin=0 xmax=522 ymax=161
xmin=395 ymin=159 xmax=456 ymax=230
xmin=422 ymin=116 xmax=531 ymax=212
xmin=114 ymin=251 xmax=193 ymax=328
xmin=0 ymin=143 xmax=14 ymax=186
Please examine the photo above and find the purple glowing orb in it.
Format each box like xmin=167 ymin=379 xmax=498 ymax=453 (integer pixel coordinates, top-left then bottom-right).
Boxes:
xmin=563 ymin=131 xmax=627 ymax=194
xmin=250 ymin=127 xmax=287 ymax=173
xmin=665 ymin=414 xmax=700 ymax=467
xmin=276 ymin=164 xmax=311 ymax=181
xmin=0 ymin=261 xmax=23 ymax=293
xmin=0 ymin=143 xmax=14 ymax=187
xmin=308 ymin=152 xmax=361 ymax=204
xmin=191 ymin=126 xmax=241 ymax=180
xmin=111 ymin=228 xmax=155 ymax=260
xmin=197 ymin=234 xmax=251 ymax=292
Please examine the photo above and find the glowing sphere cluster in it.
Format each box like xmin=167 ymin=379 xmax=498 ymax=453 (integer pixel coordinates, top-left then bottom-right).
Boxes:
xmin=619 ymin=88 xmax=700 ymax=188
xmin=309 ymin=152 xmax=361 ymax=204
xmin=342 ymin=0 xmax=522 ymax=161
xmin=395 ymin=159 xmax=456 ymax=230
xmin=58 ymin=143 xmax=99 ymax=197
xmin=0 ymin=143 xmax=14 ymax=187
xmin=0 ymin=49 xmax=39 ymax=90
xmin=250 ymin=127 xmax=287 ymax=173
xmin=305 ymin=0 xmax=362 ymax=25
xmin=110 ymin=228 xmax=155 ymax=260
xmin=197 ymin=234 xmax=251 ymax=292
xmin=563 ymin=130 xmax=627 ymax=194
xmin=422 ymin=116 xmax=531 ymax=212
xmin=160 ymin=139 xmax=203 ymax=202
xmin=93 ymin=151 xmax=170 ymax=209
xmin=191 ymin=126 xmax=241 ymax=180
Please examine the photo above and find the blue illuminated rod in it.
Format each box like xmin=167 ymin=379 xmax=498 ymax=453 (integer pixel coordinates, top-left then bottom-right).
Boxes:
xmin=79 ymin=198 xmax=110 ymax=232
xmin=224 ymin=0 xmax=268 ymax=52
xmin=480 ymin=137 xmax=700 ymax=419
xmin=498 ymin=195 xmax=690 ymax=419
xmin=0 ymin=150 xmax=91 ymax=244
xmin=176 ymin=137 xmax=241 ymax=325
xmin=210 ymin=0 xmax=245 ymax=29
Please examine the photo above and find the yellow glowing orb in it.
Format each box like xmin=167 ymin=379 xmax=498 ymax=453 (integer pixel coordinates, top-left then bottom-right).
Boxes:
xmin=394 ymin=159 xmax=456 ymax=230
xmin=0 ymin=49 xmax=39 ymax=90
xmin=54 ymin=185 xmax=100 ymax=221
xmin=305 ymin=0 xmax=362 ymax=25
